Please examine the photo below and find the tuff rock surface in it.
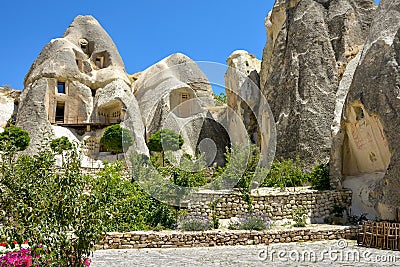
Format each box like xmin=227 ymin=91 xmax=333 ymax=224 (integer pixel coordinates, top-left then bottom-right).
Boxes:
xmin=260 ymin=0 xmax=377 ymax=169
xmin=11 ymin=2 xmax=400 ymax=221
xmin=225 ymin=50 xmax=275 ymax=166
xmin=17 ymin=15 xmax=148 ymax=155
xmin=225 ymin=50 xmax=261 ymax=145
xmin=133 ymin=53 xmax=230 ymax=165
xmin=0 ymin=87 xmax=20 ymax=131
xmin=333 ymin=0 xmax=400 ymax=219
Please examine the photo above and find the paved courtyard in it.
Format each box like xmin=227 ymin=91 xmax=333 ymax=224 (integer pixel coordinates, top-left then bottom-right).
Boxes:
xmin=92 ymin=240 xmax=400 ymax=266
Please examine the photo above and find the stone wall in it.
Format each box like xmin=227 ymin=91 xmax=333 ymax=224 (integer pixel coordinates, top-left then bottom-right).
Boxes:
xmin=97 ymin=225 xmax=357 ymax=249
xmin=185 ymin=188 xmax=352 ymax=224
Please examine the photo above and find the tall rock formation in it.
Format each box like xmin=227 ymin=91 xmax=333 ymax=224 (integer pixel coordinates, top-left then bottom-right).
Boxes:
xmin=0 ymin=87 xmax=20 ymax=131
xmin=225 ymin=50 xmax=261 ymax=145
xmin=225 ymin=50 xmax=276 ymax=166
xmin=260 ymin=0 xmax=376 ymax=168
xmin=333 ymin=0 xmax=400 ymax=219
xmin=133 ymin=53 xmax=230 ymax=165
xmin=17 ymin=15 xmax=148 ymax=156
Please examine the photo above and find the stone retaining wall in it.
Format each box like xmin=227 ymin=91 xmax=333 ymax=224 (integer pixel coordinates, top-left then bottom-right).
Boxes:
xmin=185 ymin=188 xmax=352 ymax=223
xmin=97 ymin=225 xmax=358 ymax=249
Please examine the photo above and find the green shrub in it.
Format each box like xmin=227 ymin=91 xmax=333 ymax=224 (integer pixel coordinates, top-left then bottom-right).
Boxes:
xmin=147 ymin=129 xmax=184 ymax=166
xmin=292 ymin=207 xmax=307 ymax=227
xmin=150 ymin=154 xmax=162 ymax=169
xmin=261 ymin=157 xmax=308 ymax=189
xmin=146 ymin=152 xmax=208 ymax=209
xmin=95 ymin=161 xmax=176 ymax=232
xmin=0 ymin=125 xmax=30 ymax=152
xmin=308 ymin=163 xmax=331 ymax=191
xmin=215 ymin=144 xmax=269 ymax=212
xmin=212 ymin=213 xmax=220 ymax=229
xmin=261 ymin=158 xmax=331 ymax=191
xmin=50 ymin=136 xmax=72 ymax=154
xmin=235 ymin=144 xmax=262 ymax=190
xmin=100 ymin=124 xmax=133 ymax=158
xmin=171 ymin=154 xmax=208 ymax=188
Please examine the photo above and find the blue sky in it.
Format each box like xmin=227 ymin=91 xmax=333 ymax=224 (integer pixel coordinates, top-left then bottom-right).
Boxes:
xmin=0 ymin=0 xmax=274 ymax=91
xmin=0 ymin=0 xmax=380 ymax=92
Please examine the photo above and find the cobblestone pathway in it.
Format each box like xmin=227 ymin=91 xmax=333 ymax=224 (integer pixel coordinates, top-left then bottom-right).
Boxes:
xmin=91 ymin=240 xmax=400 ymax=266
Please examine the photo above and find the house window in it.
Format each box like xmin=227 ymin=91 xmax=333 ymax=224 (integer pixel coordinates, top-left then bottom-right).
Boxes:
xmin=95 ymin=57 xmax=104 ymax=69
xmin=79 ymin=39 xmax=89 ymax=54
xmin=55 ymin=102 xmax=65 ymax=123
xmin=181 ymin=93 xmax=189 ymax=101
xmin=57 ymin=82 xmax=65 ymax=94
xmin=177 ymin=93 xmax=191 ymax=117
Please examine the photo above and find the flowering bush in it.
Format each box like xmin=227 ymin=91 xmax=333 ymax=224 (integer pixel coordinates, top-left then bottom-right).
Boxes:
xmin=0 ymin=241 xmax=91 ymax=267
xmin=0 ymin=141 xmax=102 ymax=266
xmin=229 ymin=213 xmax=271 ymax=230
xmin=0 ymin=241 xmax=33 ymax=267
xmin=0 ymin=248 xmax=32 ymax=267
xmin=0 ymin=136 xmax=176 ymax=266
xmin=176 ymin=215 xmax=212 ymax=231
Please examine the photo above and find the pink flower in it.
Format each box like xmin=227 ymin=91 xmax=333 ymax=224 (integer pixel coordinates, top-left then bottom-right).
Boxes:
xmin=0 ymin=248 xmax=33 ymax=267
xmin=84 ymin=257 xmax=92 ymax=266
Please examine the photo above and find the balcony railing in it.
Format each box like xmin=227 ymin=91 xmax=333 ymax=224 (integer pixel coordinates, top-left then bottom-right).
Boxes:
xmin=53 ymin=116 xmax=122 ymax=126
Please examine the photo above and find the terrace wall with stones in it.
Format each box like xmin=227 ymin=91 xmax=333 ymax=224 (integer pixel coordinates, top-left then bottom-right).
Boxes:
xmin=97 ymin=225 xmax=358 ymax=249
xmin=184 ymin=188 xmax=352 ymax=224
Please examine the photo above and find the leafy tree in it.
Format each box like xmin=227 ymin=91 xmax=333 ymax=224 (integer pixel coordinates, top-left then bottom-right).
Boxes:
xmin=0 ymin=140 xmax=176 ymax=266
xmin=308 ymin=163 xmax=331 ymax=191
xmin=50 ymin=136 xmax=73 ymax=165
xmin=147 ymin=129 xmax=184 ymax=166
xmin=0 ymin=143 xmax=104 ymax=266
xmin=0 ymin=125 xmax=30 ymax=152
xmin=50 ymin=136 xmax=72 ymax=154
xmin=100 ymin=124 xmax=134 ymax=160
xmin=213 ymin=92 xmax=227 ymax=105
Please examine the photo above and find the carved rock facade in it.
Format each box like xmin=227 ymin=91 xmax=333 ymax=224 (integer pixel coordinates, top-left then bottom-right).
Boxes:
xmin=260 ymin=0 xmax=377 ymax=169
xmin=332 ymin=0 xmax=400 ymax=219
